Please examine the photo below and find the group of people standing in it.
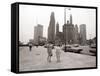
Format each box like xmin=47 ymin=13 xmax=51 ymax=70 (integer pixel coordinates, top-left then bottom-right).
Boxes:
xmin=28 ymin=43 xmax=62 ymax=63
xmin=47 ymin=43 xmax=61 ymax=63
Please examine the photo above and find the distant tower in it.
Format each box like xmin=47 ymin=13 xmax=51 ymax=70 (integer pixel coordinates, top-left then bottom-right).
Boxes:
xmin=70 ymin=14 xmax=72 ymax=24
xmin=63 ymin=14 xmax=75 ymax=44
xmin=64 ymin=8 xmax=66 ymax=24
xmin=34 ymin=24 xmax=43 ymax=44
xmin=48 ymin=12 xmax=55 ymax=43
xmin=80 ymin=24 xmax=86 ymax=45
xmin=56 ymin=22 xmax=59 ymax=35
xmin=74 ymin=24 xmax=79 ymax=44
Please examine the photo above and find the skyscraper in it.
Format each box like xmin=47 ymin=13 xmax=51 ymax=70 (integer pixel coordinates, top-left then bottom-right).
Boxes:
xmin=48 ymin=12 xmax=55 ymax=43
xmin=63 ymin=14 xmax=75 ymax=44
xmin=74 ymin=24 xmax=79 ymax=44
xmin=80 ymin=24 xmax=86 ymax=45
xmin=34 ymin=24 xmax=43 ymax=44
xmin=56 ymin=22 xmax=59 ymax=35
xmin=55 ymin=22 xmax=64 ymax=44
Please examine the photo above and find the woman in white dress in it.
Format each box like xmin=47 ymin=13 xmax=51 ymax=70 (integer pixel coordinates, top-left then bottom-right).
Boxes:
xmin=55 ymin=44 xmax=61 ymax=62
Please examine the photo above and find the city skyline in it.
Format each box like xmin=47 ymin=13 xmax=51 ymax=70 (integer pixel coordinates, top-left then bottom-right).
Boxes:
xmin=19 ymin=5 xmax=96 ymax=43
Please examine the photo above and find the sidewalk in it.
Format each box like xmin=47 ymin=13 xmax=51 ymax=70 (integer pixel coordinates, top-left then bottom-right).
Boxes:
xmin=19 ymin=46 xmax=96 ymax=71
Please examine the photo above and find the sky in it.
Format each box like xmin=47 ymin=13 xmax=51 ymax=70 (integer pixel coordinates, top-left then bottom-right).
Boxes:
xmin=19 ymin=4 xmax=96 ymax=43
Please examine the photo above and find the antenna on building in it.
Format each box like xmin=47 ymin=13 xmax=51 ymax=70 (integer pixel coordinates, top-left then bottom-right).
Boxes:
xmin=64 ymin=8 xmax=66 ymax=24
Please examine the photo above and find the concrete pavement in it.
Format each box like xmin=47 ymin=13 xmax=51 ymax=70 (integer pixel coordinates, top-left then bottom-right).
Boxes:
xmin=19 ymin=46 xmax=96 ymax=71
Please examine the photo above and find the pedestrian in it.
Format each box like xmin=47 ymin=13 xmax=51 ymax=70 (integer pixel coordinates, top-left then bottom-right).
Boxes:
xmin=47 ymin=43 xmax=53 ymax=62
xmin=55 ymin=44 xmax=61 ymax=62
xmin=29 ymin=43 xmax=32 ymax=51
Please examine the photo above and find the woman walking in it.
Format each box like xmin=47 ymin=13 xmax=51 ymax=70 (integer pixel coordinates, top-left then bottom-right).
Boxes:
xmin=29 ymin=43 xmax=32 ymax=51
xmin=47 ymin=43 xmax=53 ymax=62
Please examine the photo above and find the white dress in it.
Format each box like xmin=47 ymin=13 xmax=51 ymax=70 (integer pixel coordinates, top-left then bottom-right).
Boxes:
xmin=55 ymin=46 xmax=61 ymax=58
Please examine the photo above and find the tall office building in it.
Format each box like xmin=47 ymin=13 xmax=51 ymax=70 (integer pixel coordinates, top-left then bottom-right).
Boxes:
xmin=56 ymin=22 xmax=59 ymax=35
xmin=63 ymin=14 xmax=75 ymax=44
xmin=48 ymin=12 xmax=55 ymax=43
xmin=74 ymin=24 xmax=79 ymax=44
xmin=34 ymin=24 xmax=43 ymax=44
xmin=55 ymin=22 xmax=63 ymax=44
xmin=80 ymin=24 xmax=86 ymax=45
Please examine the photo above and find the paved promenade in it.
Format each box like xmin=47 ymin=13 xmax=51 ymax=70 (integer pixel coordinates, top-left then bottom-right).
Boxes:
xmin=19 ymin=46 xmax=96 ymax=71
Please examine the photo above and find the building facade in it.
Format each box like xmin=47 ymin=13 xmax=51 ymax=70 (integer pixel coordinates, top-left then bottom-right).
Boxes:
xmin=63 ymin=14 xmax=75 ymax=44
xmin=48 ymin=12 xmax=55 ymax=43
xmin=56 ymin=22 xmax=59 ymax=35
xmin=74 ymin=24 xmax=79 ymax=44
xmin=80 ymin=24 xmax=86 ymax=45
xmin=55 ymin=22 xmax=64 ymax=44
xmin=34 ymin=24 xmax=43 ymax=44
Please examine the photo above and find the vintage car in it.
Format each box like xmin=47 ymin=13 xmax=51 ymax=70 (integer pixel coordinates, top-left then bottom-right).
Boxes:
xmin=73 ymin=44 xmax=79 ymax=47
xmin=62 ymin=45 xmax=82 ymax=53
xmin=90 ymin=44 xmax=96 ymax=48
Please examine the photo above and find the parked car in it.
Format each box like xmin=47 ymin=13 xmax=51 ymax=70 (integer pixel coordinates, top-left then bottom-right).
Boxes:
xmin=90 ymin=44 xmax=96 ymax=48
xmin=89 ymin=44 xmax=96 ymax=56
xmin=73 ymin=44 xmax=79 ymax=47
xmin=89 ymin=48 xmax=96 ymax=56
xmin=44 ymin=44 xmax=48 ymax=48
xmin=62 ymin=45 xmax=71 ymax=52
xmin=62 ymin=45 xmax=82 ymax=53
xmin=68 ymin=48 xmax=83 ymax=53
